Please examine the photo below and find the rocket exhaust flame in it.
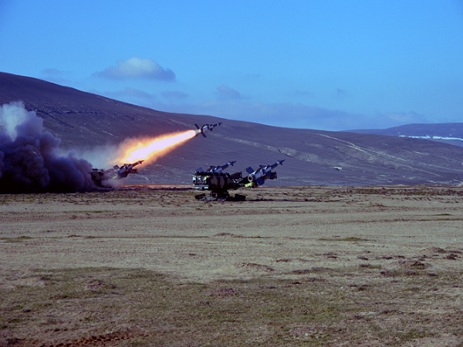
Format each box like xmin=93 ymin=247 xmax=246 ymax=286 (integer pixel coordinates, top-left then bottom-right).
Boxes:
xmin=115 ymin=130 xmax=197 ymax=164
xmin=91 ymin=129 xmax=199 ymax=187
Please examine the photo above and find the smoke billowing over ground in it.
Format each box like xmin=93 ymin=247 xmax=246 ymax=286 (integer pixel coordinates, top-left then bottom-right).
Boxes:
xmin=0 ymin=101 xmax=96 ymax=193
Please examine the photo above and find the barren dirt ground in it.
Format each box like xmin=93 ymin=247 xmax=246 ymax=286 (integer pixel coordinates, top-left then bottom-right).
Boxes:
xmin=1 ymin=186 xmax=462 ymax=346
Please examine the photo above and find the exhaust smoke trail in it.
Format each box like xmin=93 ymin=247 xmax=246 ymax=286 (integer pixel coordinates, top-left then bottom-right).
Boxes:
xmin=0 ymin=101 xmax=96 ymax=193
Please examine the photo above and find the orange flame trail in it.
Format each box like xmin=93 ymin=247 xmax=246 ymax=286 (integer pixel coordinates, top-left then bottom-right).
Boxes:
xmin=116 ymin=130 xmax=197 ymax=164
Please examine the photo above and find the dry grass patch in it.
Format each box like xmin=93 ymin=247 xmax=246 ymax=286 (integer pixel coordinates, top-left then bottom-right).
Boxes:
xmin=1 ymin=267 xmax=462 ymax=346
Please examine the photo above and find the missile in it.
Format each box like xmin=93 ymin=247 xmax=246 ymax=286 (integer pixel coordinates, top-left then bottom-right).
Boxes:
xmin=91 ymin=160 xmax=144 ymax=186
xmin=194 ymin=122 xmax=222 ymax=137
xmin=196 ymin=160 xmax=236 ymax=174
xmin=208 ymin=160 xmax=236 ymax=173
xmin=113 ymin=160 xmax=144 ymax=178
xmin=245 ymin=159 xmax=285 ymax=186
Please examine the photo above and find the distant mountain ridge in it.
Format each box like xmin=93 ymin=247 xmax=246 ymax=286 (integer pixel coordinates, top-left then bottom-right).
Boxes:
xmin=351 ymin=123 xmax=463 ymax=147
xmin=1 ymin=71 xmax=463 ymax=186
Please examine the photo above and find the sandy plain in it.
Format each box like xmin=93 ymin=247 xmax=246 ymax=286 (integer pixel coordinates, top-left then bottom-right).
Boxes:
xmin=0 ymin=185 xmax=462 ymax=346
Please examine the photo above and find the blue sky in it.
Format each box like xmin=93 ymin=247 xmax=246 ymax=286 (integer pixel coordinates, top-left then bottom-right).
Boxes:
xmin=1 ymin=0 xmax=463 ymax=130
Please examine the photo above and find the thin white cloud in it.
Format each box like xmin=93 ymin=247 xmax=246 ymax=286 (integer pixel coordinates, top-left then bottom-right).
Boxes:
xmin=161 ymin=90 xmax=189 ymax=100
xmin=293 ymin=90 xmax=313 ymax=99
xmin=102 ymin=87 xmax=157 ymax=104
xmin=162 ymin=99 xmax=430 ymax=131
xmin=376 ymin=111 xmax=428 ymax=127
xmin=216 ymin=85 xmax=242 ymax=100
xmin=90 ymin=86 xmax=430 ymax=131
xmin=95 ymin=57 xmax=175 ymax=81
xmin=333 ymin=88 xmax=349 ymax=99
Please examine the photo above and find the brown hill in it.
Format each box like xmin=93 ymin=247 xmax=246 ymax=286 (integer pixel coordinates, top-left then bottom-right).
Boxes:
xmin=1 ymin=71 xmax=463 ymax=186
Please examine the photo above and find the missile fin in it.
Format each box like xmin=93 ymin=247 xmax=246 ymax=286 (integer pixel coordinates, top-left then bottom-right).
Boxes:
xmin=256 ymin=178 xmax=265 ymax=186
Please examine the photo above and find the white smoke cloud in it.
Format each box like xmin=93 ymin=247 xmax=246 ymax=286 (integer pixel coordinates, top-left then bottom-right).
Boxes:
xmin=58 ymin=144 xmax=117 ymax=170
xmin=0 ymin=102 xmax=30 ymax=140
xmin=95 ymin=57 xmax=176 ymax=81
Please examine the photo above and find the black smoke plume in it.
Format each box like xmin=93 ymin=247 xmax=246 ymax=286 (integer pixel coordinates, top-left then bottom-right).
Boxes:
xmin=0 ymin=101 xmax=96 ymax=193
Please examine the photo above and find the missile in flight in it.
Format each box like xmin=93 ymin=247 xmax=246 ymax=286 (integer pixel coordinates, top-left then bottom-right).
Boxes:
xmin=194 ymin=122 xmax=222 ymax=137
